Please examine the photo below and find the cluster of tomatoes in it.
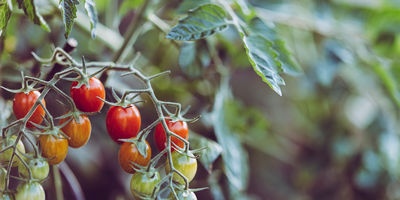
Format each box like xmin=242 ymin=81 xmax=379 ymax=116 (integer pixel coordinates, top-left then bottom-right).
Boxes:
xmin=1 ymin=75 xmax=198 ymax=199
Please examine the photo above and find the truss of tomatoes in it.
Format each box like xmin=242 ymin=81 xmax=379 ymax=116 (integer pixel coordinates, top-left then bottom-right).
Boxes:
xmin=4 ymin=76 xmax=198 ymax=199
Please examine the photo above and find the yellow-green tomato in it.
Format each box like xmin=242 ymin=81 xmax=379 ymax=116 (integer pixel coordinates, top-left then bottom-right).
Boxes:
xmin=15 ymin=182 xmax=45 ymax=200
xmin=18 ymin=157 xmax=49 ymax=181
xmin=130 ymin=171 xmax=161 ymax=199
xmin=165 ymin=151 xmax=197 ymax=185
xmin=0 ymin=135 xmax=26 ymax=167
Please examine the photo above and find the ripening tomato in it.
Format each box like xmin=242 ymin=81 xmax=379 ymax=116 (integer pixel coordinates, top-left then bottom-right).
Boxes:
xmin=154 ymin=120 xmax=188 ymax=151
xmin=0 ymin=135 xmax=26 ymax=167
xmin=70 ymin=77 xmax=105 ymax=112
xmin=15 ymin=182 xmax=45 ymax=200
xmin=165 ymin=151 xmax=197 ymax=185
xmin=118 ymin=140 xmax=151 ymax=174
xmin=106 ymin=105 xmax=141 ymax=143
xmin=38 ymin=135 xmax=68 ymax=165
xmin=18 ymin=157 xmax=49 ymax=181
xmin=130 ymin=171 xmax=161 ymax=199
xmin=60 ymin=115 xmax=92 ymax=148
xmin=13 ymin=91 xmax=46 ymax=127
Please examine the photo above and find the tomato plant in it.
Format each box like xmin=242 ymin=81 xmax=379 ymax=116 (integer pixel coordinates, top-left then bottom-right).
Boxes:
xmin=38 ymin=135 xmax=68 ymax=165
xmin=118 ymin=140 xmax=151 ymax=174
xmin=130 ymin=171 xmax=161 ymax=199
xmin=0 ymin=135 xmax=26 ymax=167
xmin=15 ymin=182 xmax=45 ymax=200
xmin=106 ymin=105 xmax=141 ymax=143
xmin=60 ymin=115 xmax=92 ymax=148
xmin=12 ymin=91 xmax=46 ymax=127
xmin=154 ymin=120 xmax=189 ymax=151
xmin=70 ymin=77 xmax=105 ymax=113
xmin=18 ymin=157 xmax=49 ymax=181
xmin=166 ymin=151 xmax=197 ymax=185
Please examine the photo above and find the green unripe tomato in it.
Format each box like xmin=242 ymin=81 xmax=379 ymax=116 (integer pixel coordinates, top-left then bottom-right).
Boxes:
xmin=165 ymin=151 xmax=197 ymax=185
xmin=15 ymin=182 xmax=45 ymax=200
xmin=130 ymin=171 xmax=161 ymax=199
xmin=18 ymin=157 xmax=49 ymax=181
xmin=0 ymin=135 xmax=26 ymax=167
xmin=169 ymin=190 xmax=197 ymax=200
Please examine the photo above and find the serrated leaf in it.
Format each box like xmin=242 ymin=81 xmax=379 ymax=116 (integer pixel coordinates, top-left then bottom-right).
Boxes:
xmin=189 ymin=132 xmax=223 ymax=173
xmin=178 ymin=41 xmax=210 ymax=77
xmin=167 ymin=4 xmax=229 ymax=41
xmin=60 ymin=0 xmax=79 ymax=38
xmin=0 ymin=2 xmax=12 ymax=37
xmin=84 ymin=0 xmax=97 ymax=38
xmin=16 ymin=0 xmax=50 ymax=32
xmin=243 ymin=34 xmax=284 ymax=95
xmin=211 ymin=77 xmax=249 ymax=190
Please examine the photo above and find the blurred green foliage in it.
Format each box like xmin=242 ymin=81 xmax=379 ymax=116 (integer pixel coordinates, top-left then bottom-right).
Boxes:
xmin=1 ymin=0 xmax=400 ymax=199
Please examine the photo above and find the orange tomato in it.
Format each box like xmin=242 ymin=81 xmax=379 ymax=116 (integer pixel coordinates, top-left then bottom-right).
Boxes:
xmin=118 ymin=140 xmax=151 ymax=174
xmin=38 ymin=135 xmax=68 ymax=165
xmin=60 ymin=115 xmax=91 ymax=148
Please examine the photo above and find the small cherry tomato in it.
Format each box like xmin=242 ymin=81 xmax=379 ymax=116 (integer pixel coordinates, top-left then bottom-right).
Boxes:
xmin=13 ymin=91 xmax=46 ymax=127
xmin=130 ymin=171 xmax=161 ymax=199
xmin=118 ymin=140 xmax=151 ymax=174
xmin=18 ymin=157 xmax=49 ymax=181
xmin=106 ymin=105 xmax=141 ymax=143
xmin=154 ymin=120 xmax=188 ymax=151
xmin=70 ymin=77 xmax=105 ymax=112
xmin=15 ymin=182 xmax=45 ymax=200
xmin=165 ymin=151 xmax=197 ymax=185
xmin=60 ymin=115 xmax=92 ymax=148
xmin=38 ymin=135 xmax=68 ymax=165
xmin=0 ymin=135 xmax=26 ymax=167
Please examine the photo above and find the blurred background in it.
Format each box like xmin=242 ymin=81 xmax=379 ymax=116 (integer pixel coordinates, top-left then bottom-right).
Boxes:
xmin=1 ymin=0 xmax=400 ymax=199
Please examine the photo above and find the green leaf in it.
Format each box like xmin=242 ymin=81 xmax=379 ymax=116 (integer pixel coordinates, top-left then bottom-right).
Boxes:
xmin=189 ymin=132 xmax=223 ymax=173
xmin=176 ymin=0 xmax=211 ymax=14
xmin=210 ymin=77 xmax=249 ymax=190
xmin=16 ymin=0 xmax=50 ymax=32
xmin=167 ymin=4 xmax=229 ymax=41
xmin=84 ymin=0 xmax=98 ymax=38
xmin=60 ymin=0 xmax=80 ymax=38
xmin=178 ymin=41 xmax=211 ymax=77
xmin=0 ymin=2 xmax=11 ymax=37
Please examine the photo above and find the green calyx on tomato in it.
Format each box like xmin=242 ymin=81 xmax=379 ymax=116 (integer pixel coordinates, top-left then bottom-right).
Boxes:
xmin=0 ymin=135 xmax=26 ymax=167
xmin=130 ymin=170 xmax=161 ymax=199
xmin=165 ymin=151 xmax=198 ymax=185
xmin=70 ymin=76 xmax=105 ymax=113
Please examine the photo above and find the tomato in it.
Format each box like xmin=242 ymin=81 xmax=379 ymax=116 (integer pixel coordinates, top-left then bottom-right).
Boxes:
xmin=165 ymin=151 xmax=197 ymax=185
xmin=15 ymin=182 xmax=45 ymax=200
xmin=0 ymin=135 xmax=26 ymax=167
xmin=0 ymin=167 xmax=6 ymax=191
xmin=18 ymin=157 xmax=49 ymax=181
xmin=106 ymin=105 xmax=141 ymax=143
xmin=170 ymin=190 xmax=197 ymax=200
xmin=154 ymin=120 xmax=188 ymax=151
xmin=118 ymin=140 xmax=151 ymax=174
xmin=70 ymin=77 xmax=105 ymax=112
xmin=13 ymin=91 xmax=46 ymax=127
xmin=130 ymin=171 xmax=161 ymax=199
xmin=38 ymin=135 xmax=68 ymax=165
xmin=60 ymin=115 xmax=92 ymax=148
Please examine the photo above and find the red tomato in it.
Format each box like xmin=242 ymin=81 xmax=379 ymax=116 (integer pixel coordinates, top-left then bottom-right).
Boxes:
xmin=13 ymin=91 xmax=46 ymax=127
xmin=106 ymin=105 xmax=141 ymax=143
xmin=118 ymin=140 xmax=151 ymax=174
xmin=70 ymin=77 xmax=105 ymax=112
xmin=38 ymin=135 xmax=68 ymax=165
xmin=154 ymin=120 xmax=188 ymax=151
xmin=60 ymin=115 xmax=92 ymax=148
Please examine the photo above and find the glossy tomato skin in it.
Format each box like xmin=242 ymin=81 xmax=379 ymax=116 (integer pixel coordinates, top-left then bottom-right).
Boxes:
xmin=60 ymin=115 xmax=92 ymax=148
xmin=106 ymin=105 xmax=141 ymax=143
xmin=165 ymin=151 xmax=197 ymax=185
xmin=154 ymin=120 xmax=188 ymax=151
xmin=70 ymin=77 xmax=105 ymax=112
xmin=18 ymin=157 xmax=49 ymax=181
xmin=0 ymin=135 xmax=26 ymax=167
xmin=38 ymin=135 xmax=68 ymax=165
xmin=15 ymin=182 xmax=45 ymax=200
xmin=118 ymin=140 xmax=151 ymax=174
xmin=130 ymin=171 xmax=161 ymax=198
xmin=13 ymin=91 xmax=46 ymax=127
